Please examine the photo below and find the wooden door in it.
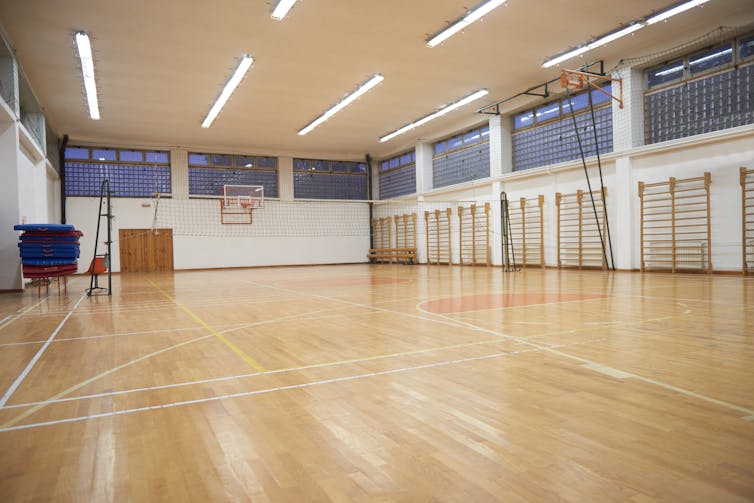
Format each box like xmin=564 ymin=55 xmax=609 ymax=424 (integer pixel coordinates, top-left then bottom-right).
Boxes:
xmin=119 ymin=229 xmax=174 ymax=272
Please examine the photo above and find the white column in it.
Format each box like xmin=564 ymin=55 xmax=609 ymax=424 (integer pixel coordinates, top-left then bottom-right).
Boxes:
xmin=278 ymin=156 xmax=294 ymax=200
xmin=170 ymin=149 xmax=188 ymax=198
xmin=415 ymin=142 xmax=433 ymax=194
xmin=613 ymin=156 xmax=635 ymax=270
xmin=489 ymin=114 xmax=512 ymax=177
xmin=0 ymin=121 xmax=21 ymax=289
xmin=612 ymin=66 xmax=645 ymax=152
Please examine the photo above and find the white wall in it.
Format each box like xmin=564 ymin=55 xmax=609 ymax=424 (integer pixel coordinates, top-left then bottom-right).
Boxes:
xmin=409 ymin=125 xmax=754 ymax=272
xmin=67 ymin=196 xmax=371 ymax=273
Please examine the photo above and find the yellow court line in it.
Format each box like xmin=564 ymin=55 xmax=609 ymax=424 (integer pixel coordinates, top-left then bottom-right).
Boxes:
xmin=147 ymin=280 xmax=265 ymax=372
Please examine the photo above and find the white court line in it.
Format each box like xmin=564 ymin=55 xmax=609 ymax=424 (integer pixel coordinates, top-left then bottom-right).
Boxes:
xmin=0 ymin=301 xmax=389 ymax=427
xmin=414 ymin=299 xmax=754 ymax=418
xmin=0 ymin=293 xmax=87 ymax=408
xmin=248 ymin=280 xmax=754 ymax=419
xmin=0 ymin=295 xmax=50 ymax=332
xmin=0 ymin=343 xmax=577 ymax=432
xmin=243 ymin=280 xmax=482 ymax=333
xmin=4 ymin=332 xmax=567 ymax=411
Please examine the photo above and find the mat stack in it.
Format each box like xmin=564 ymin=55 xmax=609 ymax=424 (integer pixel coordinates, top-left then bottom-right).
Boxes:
xmin=14 ymin=224 xmax=83 ymax=284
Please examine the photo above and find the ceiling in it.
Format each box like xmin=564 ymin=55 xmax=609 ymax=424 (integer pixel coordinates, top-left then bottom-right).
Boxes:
xmin=1 ymin=0 xmax=752 ymax=160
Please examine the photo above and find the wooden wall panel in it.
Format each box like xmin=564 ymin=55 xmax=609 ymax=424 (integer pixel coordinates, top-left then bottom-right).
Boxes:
xmin=119 ymin=229 xmax=174 ymax=273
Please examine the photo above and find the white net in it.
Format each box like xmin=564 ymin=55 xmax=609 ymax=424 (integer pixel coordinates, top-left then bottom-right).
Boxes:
xmin=609 ymin=25 xmax=747 ymax=152
xmin=155 ymin=198 xmax=370 ymax=238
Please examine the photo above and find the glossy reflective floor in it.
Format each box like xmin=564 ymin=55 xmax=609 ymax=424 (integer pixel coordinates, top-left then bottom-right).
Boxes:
xmin=0 ymin=265 xmax=753 ymax=501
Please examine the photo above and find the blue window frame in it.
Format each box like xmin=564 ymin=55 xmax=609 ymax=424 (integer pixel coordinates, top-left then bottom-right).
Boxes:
xmin=188 ymin=152 xmax=278 ymax=197
xmin=379 ymin=150 xmax=416 ymax=199
xmin=293 ymin=158 xmax=367 ymax=200
xmin=511 ymin=84 xmax=614 ymax=172
xmin=64 ymin=146 xmax=171 ymax=197
xmin=432 ymin=125 xmax=490 ymax=188
xmin=645 ymin=31 xmax=754 ymax=145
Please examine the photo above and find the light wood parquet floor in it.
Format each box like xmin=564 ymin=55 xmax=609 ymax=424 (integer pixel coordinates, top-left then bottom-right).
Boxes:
xmin=0 ymin=265 xmax=752 ymax=502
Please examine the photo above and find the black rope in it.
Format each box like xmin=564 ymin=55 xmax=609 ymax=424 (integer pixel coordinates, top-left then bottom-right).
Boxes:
xmin=564 ymin=87 xmax=610 ymax=270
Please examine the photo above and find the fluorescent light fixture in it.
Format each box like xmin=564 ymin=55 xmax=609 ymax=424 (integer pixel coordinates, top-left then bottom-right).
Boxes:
xmin=201 ymin=54 xmax=254 ymax=128
xmin=271 ymin=0 xmax=298 ymax=20
xmin=542 ymin=0 xmax=714 ymax=68
xmin=379 ymin=89 xmax=489 ymax=143
xmin=586 ymin=23 xmax=643 ymax=49
xmin=543 ymin=23 xmax=643 ymax=68
xmin=74 ymin=32 xmax=100 ymax=120
xmin=427 ymin=0 xmax=506 ymax=48
xmin=542 ymin=46 xmax=591 ymax=68
xmin=647 ymin=0 xmax=711 ymax=24
xmin=298 ymin=74 xmax=384 ymax=136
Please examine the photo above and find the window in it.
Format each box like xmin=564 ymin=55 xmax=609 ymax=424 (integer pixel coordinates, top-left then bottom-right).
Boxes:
xmin=511 ymin=85 xmax=614 ymax=171
xmin=188 ymin=153 xmax=278 ymax=197
xmin=740 ymin=33 xmax=754 ymax=60
xmin=432 ymin=125 xmax=490 ymax=188
xmin=645 ymin=31 xmax=754 ymax=145
xmin=64 ymin=146 xmax=171 ymax=197
xmin=293 ymin=158 xmax=367 ymax=200
xmin=688 ymin=45 xmax=733 ymax=76
xmin=379 ymin=150 xmax=416 ymax=199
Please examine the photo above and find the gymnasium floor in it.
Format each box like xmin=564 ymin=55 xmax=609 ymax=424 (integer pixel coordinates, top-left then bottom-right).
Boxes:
xmin=0 ymin=265 xmax=753 ymax=501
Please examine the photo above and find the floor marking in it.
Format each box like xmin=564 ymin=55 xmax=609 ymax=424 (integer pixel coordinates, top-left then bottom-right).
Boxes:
xmin=0 ymin=304 xmax=371 ymax=427
xmin=415 ymin=297 xmax=754 ymax=419
xmin=2 ymin=336 xmax=522 ymax=410
xmin=243 ymin=280 xmax=482 ymax=333
xmin=0 ymin=295 xmax=50 ymax=332
xmin=148 ymin=280 xmax=265 ymax=373
xmin=0 ymin=293 xmax=86 ymax=408
xmin=582 ymin=363 xmax=633 ymax=379
xmin=0 ymin=340 xmax=607 ymax=433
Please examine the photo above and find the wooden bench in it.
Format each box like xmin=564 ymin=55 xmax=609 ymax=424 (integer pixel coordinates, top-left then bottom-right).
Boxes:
xmin=368 ymin=247 xmax=416 ymax=264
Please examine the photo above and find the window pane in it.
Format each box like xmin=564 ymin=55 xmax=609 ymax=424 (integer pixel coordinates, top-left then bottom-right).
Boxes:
xmin=235 ymin=155 xmax=254 ymax=168
xmin=119 ymin=150 xmax=143 ymax=163
xmin=463 ymin=129 xmax=480 ymax=144
xmin=689 ymin=45 xmax=733 ymax=75
xmin=448 ymin=135 xmax=463 ymax=150
xmin=647 ymin=60 xmax=684 ymax=87
xmin=188 ymin=153 xmax=209 ymax=166
xmin=294 ymin=159 xmax=310 ymax=171
xmin=563 ymin=93 xmax=588 ymax=113
xmin=92 ymin=149 xmax=116 ymax=161
xmin=332 ymin=161 xmax=349 ymax=172
xmin=434 ymin=141 xmax=447 ymax=155
xmin=313 ymin=160 xmax=328 ymax=171
xmin=740 ymin=33 xmax=754 ymax=60
xmin=591 ymin=83 xmax=612 ymax=106
xmin=146 ymin=151 xmax=169 ymax=164
xmin=480 ymin=126 xmax=489 ymax=138
xmin=353 ymin=163 xmax=367 ymax=173
xmin=400 ymin=152 xmax=413 ymax=165
xmin=514 ymin=110 xmax=534 ymax=130
xmin=389 ymin=157 xmax=400 ymax=169
xmin=380 ymin=161 xmax=390 ymax=171
xmin=212 ymin=154 xmax=232 ymax=167
xmin=65 ymin=147 xmax=89 ymax=160
xmin=535 ymin=103 xmax=560 ymax=123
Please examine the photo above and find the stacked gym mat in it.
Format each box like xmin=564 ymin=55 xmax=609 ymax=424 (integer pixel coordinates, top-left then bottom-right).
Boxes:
xmin=14 ymin=224 xmax=83 ymax=279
